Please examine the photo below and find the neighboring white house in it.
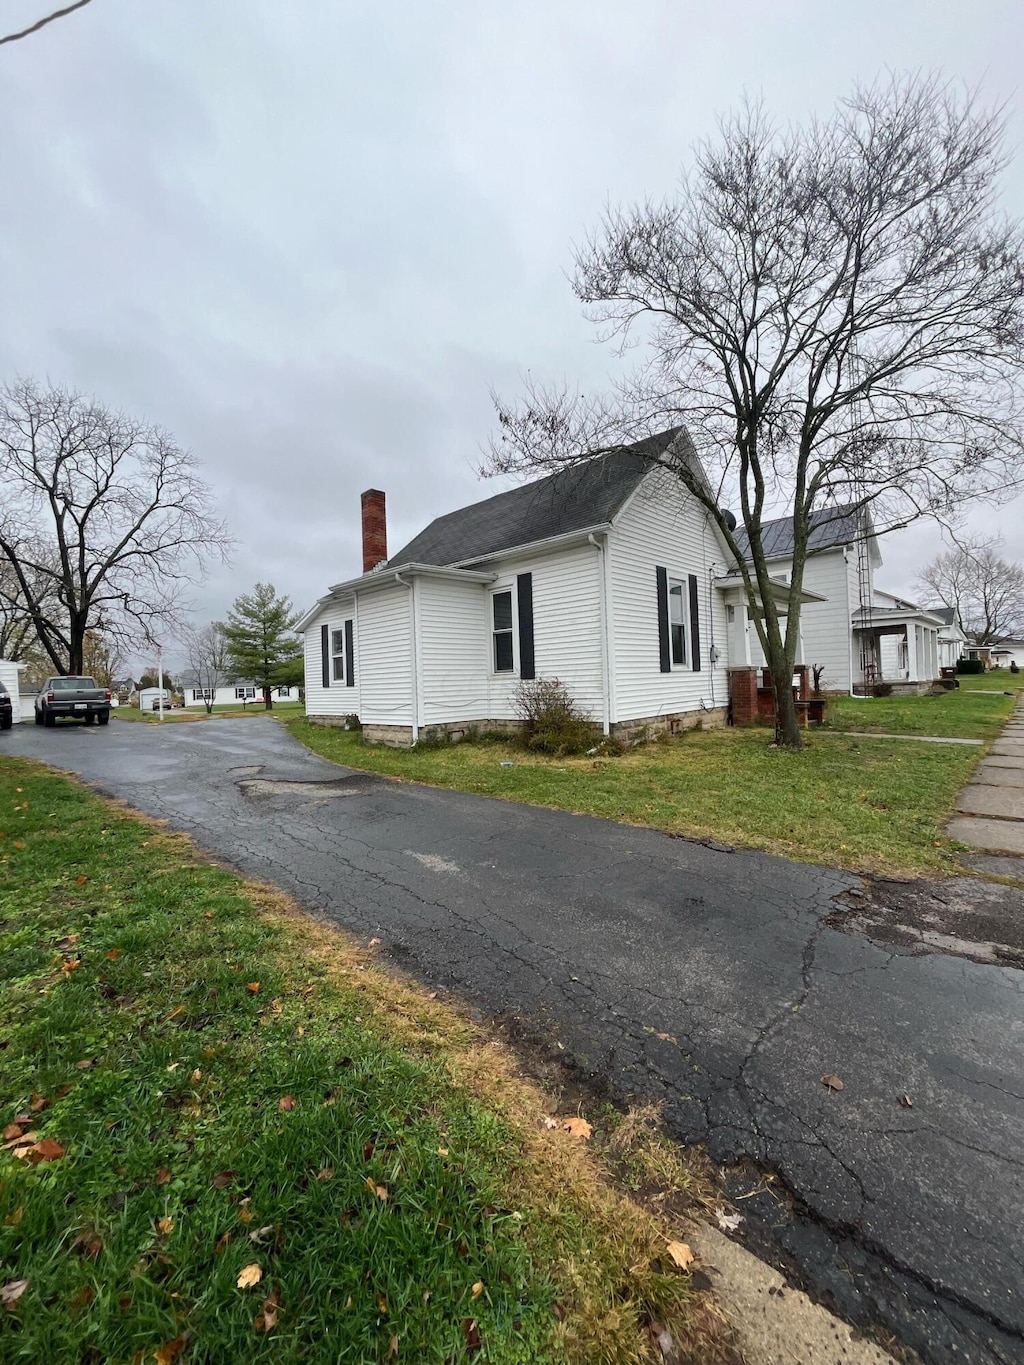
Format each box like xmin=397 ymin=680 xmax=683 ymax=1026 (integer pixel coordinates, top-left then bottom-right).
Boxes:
xmin=989 ymin=638 xmax=1024 ymax=669
xmin=928 ymin=607 xmax=969 ymax=670
xmin=299 ymin=430 xmax=824 ymax=745
xmin=735 ymin=508 xmax=945 ymax=693
xmin=180 ymin=674 xmax=299 ymax=708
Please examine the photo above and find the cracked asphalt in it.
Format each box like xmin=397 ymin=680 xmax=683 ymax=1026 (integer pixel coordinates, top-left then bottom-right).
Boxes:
xmin=6 ymin=717 xmax=1023 ymax=1365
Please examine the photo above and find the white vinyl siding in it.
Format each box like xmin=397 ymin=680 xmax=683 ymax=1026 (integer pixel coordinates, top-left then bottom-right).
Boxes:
xmin=607 ymin=470 xmax=728 ymax=722
xmin=748 ymin=548 xmax=853 ymax=691
xmin=356 ymin=586 xmax=414 ymax=727
xmin=417 ymin=578 xmax=490 ymax=725
xmin=302 ymin=592 xmax=358 ymax=719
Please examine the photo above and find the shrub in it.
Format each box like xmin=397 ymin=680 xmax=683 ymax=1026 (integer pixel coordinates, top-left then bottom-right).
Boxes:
xmin=872 ymin=682 xmax=894 ymax=697
xmin=513 ymin=677 xmax=597 ymax=756
xmin=957 ymin=658 xmax=985 ymax=675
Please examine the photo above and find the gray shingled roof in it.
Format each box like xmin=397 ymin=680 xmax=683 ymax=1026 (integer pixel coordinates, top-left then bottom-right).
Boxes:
xmin=927 ymin=606 xmax=959 ymax=627
xmin=733 ymin=503 xmax=865 ymax=560
xmin=387 ymin=430 xmax=683 ymax=568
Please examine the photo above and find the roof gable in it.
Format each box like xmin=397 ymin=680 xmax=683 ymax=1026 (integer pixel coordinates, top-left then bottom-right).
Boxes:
xmin=387 ymin=429 xmax=683 ymax=568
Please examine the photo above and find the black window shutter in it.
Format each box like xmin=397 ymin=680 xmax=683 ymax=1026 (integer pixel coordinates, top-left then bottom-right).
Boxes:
xmin=320 ymin=623 xmax=330 ymax=688
xmin=688 ymin=574 xmax=702 ymax=671
xmin=656 ymin=567 xmax=671 ymax=672
xmin=344 ymin=619 xmax=355 ymax=687
xmin=517 ymin=573 xmax=535 ymax=680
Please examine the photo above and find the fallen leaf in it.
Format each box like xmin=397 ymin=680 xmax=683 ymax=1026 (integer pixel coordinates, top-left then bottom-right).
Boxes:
xmin=4 ymin=1208 xmax=24 ymax=1227
xmin=539 ymin=1116 xmax=558 ymax=1130
xmin=665 ymin=1240 xmax=694 ymax=1270
xmin=157 ymin=1217 xmax=174 ymax=1235
xmin=190 ymin=1069 xmax=202 ymax=1083
xmin=388 ymin=1335 xmax=399 ymax=1358
xmin=2 ymin=1123 xmax=23 ymax=1142
xmin=75 ymin=1058 xmax=94 ymax=1069
xmin=69 ymin=1283 xmax=94 ymax=1314
xmin=28 ymin=1094 xmax=48 ymax=1114
xmin=821 ymin=1073 xmax=845 ymax=1092
xmin=202 ymin=912 xmax=214 ymax=919
xmin=365 ymin=1177 xmax=388 ymax=1201
xmin=715 ymin=1208 xmax=743 ymax=1232
xmin=278 ymin=1095 xmax=296 ymax=1111
xmin=900 ymin=1094 xmax=914 ymax=1108
xmin=152 ymin=1336 xmax=185 ymax=1365
xmin=237 ymin=1263 xmax=262 ymax=1290
xmin=363 ymin=1139 xmax=376 ymax=1160
xmin=29 ymin=1138 xmax=65 ymax=1164
xmin=155 ymin=1167 xmax=172 ymax=1186
xmin=246 ymin=982 xmax=261 ymax=994
xmin=562 ymin=1116 xmax=592 ymax=1139
xmin=437 ymin=1147 xmax=449 ymax=1157
xmin=368 ymin=936 xmax=381 ymax=947
xmin=1 ymin=1279 xmax=28 ymax=1310
xmin=376 ymin=1292 xmax=389 ymax=1314
xmin=212 ymin=1170 xmax=235 ymax=1190
xmin=105 ymin=949 xmax=121 ymax=961
xmin=249 ymin=1225 xmax=275 ymax=1245
xmin=215 ymin=1232 xmax=231 ymax=1254
xmin=461 ymin=1318 xmax=481 ymax=1352
xmin=471 ymin=1281 xmax=484 ymax=1299
xmin=238 ymin=1208 xmax=253 ymax=1224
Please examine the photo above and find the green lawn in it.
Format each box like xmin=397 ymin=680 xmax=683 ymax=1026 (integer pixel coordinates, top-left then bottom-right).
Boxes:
xmin=828 ymin=675 xmax=1022 ymax=740
xmin=286 ymin=718 xmax=984 ymax=877
xmin=0 ymin=758 xmax=716 ymax=1365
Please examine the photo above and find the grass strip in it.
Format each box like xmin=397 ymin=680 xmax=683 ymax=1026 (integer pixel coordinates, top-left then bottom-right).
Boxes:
xmin=0 ymin=757 xmax=725 ymax=1365
xmin=286 ymin=719 xmax=982 ymax=877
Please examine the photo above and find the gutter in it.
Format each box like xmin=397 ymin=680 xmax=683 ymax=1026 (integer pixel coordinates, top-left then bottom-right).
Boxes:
xmin=449 ymin=523 xmax=614 ymax=570
xmin=394 ymin=572 xmax=420 ymax=744
xmin=588 ymin=532 xmax=613 ymax=734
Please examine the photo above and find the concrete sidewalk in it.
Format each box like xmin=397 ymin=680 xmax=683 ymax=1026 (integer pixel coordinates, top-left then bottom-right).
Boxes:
xmin=947 ymin=696 xmax=1024 ymax=867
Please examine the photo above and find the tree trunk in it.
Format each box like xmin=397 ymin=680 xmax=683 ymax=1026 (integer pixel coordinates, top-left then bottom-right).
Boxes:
xmin=263 ymin=685 xmax=273 ymax=710
xmin=771 ymin=661 xmax=802 ymax=748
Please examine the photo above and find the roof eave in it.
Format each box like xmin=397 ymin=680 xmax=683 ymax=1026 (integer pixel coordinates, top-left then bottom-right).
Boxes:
xmin=446 ymin=522 xmax=614 ymax=570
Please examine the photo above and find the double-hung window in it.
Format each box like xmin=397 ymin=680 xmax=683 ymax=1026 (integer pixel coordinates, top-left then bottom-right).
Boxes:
xmin=492 ymin=590 xmax=514 ymax=672
xmin=235 ymin=686 xmax=256 ymax=700
xmin=331 ymin=628 xmax=345 ymax=682
xmin=668 ymin=579 xmax=688 ymax=667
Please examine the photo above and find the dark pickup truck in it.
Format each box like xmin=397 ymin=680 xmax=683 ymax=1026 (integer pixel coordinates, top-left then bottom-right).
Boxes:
xmin=34 ymin=677 xmax=112 ymax=727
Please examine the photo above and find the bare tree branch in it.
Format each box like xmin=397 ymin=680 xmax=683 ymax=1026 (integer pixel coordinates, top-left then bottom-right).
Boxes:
xmin=0 ymin=0 xmax=93 ymax=46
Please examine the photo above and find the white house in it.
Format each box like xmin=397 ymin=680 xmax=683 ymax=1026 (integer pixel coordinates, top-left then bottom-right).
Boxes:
xmin=0 ymin=659 xmax=25 ymax=724
xmin=989 ymin=638 xmax=1024 ymax=669
xmin=180 ymin=674 xmax=299 ymax=708
xmin=735 ymin=507 xmax=945 ymax=694
xmin=299 ymin=431 xmax=822 ymax=745
xmin=926 ymin=607 xmax=968 ymax=670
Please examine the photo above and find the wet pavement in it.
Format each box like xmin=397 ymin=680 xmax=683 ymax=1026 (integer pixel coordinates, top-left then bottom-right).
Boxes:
xmin=4 ymin=716 xmax=1023 ymax=1365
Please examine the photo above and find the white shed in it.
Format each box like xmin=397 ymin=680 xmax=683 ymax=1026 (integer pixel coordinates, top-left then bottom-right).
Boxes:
xmin=0 ymin=660 xmax=25 ymax=723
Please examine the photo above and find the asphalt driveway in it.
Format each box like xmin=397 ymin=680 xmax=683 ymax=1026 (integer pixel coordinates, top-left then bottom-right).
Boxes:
xmin=5 ymin=717 xmax=1023 ymax=1365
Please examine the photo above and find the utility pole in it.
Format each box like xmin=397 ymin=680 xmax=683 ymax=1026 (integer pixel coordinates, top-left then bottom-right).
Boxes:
xmin=157 ymin=644 xmax=164 ymax=722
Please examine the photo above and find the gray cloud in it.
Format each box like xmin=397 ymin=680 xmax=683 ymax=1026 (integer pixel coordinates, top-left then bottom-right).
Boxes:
xmin=1 ymin=0 xmax=1022 ymax=666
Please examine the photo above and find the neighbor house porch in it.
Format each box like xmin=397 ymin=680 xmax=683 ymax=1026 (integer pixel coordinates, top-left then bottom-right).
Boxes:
xmin=852 ymin=607 xmax=944 ymax=695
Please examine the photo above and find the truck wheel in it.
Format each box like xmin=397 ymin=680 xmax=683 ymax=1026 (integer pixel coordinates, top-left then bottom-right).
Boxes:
xmin=98 ymin=711 xmax=110 ymax=726
xmin=0 ymin=715 xmax=11 ymax=731
xmin=34 ymin=710 xmax=43 ymax=726
xmin=43 ymin=709 xmax=55 ymax=727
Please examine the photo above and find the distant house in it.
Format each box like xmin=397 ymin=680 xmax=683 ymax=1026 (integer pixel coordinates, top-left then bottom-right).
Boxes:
xmin=989 ymin=638 xmax=1024 ymax=669
xmin=110 ymin=677 xmax=138 ymax=701
xmin=926 ymin=607 xmax=969 ymax=670
xmin=735 ymin=508 xmax=945 ymax=693
xmin=297 ymin=430 xmax=822 ymax=745
xmin=180 ymin=672 xmax=299 ymax=708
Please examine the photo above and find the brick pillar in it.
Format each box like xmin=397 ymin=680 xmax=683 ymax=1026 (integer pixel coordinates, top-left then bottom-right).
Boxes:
xmin=729 ymin=667 xmax=759 ymax=726
xmin=361 ymin=489 xmax=388 ymax=572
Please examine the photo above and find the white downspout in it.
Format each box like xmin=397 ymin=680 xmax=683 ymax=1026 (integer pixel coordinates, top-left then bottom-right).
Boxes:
xmin=394 ymin=572 xmax=420 ymax=744
xmin=589 ymin=532 xmax=612 ymax=735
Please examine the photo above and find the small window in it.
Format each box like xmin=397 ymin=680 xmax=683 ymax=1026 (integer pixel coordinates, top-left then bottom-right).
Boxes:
xmin=192 ymin=688 xmax=213 ymax=702
xmin=331 ymin=628 xmax=345 ymax=682
xmin=668 ymin=580 xmax=688 ymax=666
xmin=235 ymin=686 xmax=256 ymax=700
xmin=492 ymin=590 xmax=514 ymax=672
xmin=276 ymin=686 xmax=290 ymax=698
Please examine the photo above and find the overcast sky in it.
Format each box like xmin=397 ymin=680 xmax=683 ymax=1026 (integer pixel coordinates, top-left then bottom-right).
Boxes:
xmin=1 ymin=0 xmax=1022 ymax=669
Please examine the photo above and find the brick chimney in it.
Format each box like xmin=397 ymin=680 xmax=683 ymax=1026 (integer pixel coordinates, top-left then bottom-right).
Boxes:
xmin=361 ymin=489 xmax=388 ymax=572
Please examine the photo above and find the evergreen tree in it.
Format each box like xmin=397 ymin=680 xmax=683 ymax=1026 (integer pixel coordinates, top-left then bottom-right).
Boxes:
xmin=220 ymin=583 xmax=301 ymax=710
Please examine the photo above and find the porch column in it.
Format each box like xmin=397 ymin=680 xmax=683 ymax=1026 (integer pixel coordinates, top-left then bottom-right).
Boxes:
xmin=905 ymin=623 xmax=919 ymax=681
xmin=726 ymin=599 xmax=752 ymax=667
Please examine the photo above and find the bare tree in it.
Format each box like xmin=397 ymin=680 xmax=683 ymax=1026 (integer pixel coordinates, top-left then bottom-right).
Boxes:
xmin=182 ymin=622 xmax=229 ymax=714
xmin=487 ymin=75 xmax=1024 ymax=746
xmin=0 ymin=1 xmax=94 ymax=47
xmin=916 ymin=536 xmax=1024 ymax=644
xmin=80 ymin=629 xmax=122 ymax=688
xmin=0 ymin=379 xmax=232 ymax=675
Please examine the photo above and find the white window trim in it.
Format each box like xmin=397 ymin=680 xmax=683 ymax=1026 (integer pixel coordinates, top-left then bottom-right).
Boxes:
xmin=235 ymin=686 xmax=257 ymax=700
xmin=330 ymin=626 xmax=345 ymax=685
xmin=489 ymin=584 xmax=517 ymax=676
xmin=667 ymin=575 xmax=690 ymax=670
